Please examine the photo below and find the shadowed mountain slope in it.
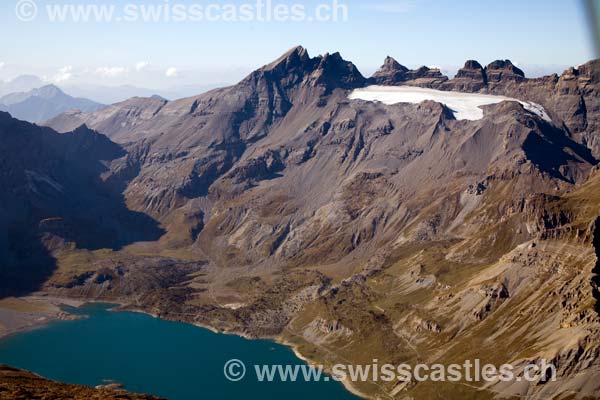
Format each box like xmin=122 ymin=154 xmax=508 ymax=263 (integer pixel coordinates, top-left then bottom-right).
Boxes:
xmin=0 ymin=112 xmax=163 ymax=297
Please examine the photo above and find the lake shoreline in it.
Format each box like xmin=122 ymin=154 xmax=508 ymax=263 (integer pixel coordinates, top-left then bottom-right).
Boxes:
xmin=0 ymin=295 xmax=87 ymax=340
xmin=276 ymin=338 xmax=371 ymax=400
xmin=120 ymin=305 xmax=371 ymax=398
xmin=0 ymin=295 xmax=371 ymax=399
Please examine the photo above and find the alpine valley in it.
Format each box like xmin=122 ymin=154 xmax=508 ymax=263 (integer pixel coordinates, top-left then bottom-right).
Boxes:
xmin=1 ymin=46 xmax=600 ymax=399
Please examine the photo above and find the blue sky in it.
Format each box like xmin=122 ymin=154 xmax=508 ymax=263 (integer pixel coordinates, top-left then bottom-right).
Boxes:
xmin=0 ymin=0 xmax=597 ymax=88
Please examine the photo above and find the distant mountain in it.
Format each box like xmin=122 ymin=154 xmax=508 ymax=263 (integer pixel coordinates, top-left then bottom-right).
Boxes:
xmin=0 ymin=75 xmax=46 ymax=97
xmin=0 ymin=85 xmax=104 ymax=123
xmin=61 ymin=83 xmax=223 ymax=104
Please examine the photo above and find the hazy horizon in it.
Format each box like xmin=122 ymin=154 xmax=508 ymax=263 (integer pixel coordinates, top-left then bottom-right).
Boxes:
xmin=1 ymin=0 xmax=598 ymax=90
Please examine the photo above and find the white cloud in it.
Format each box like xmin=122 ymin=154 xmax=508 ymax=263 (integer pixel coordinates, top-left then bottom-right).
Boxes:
xmin=53 ymin=65 xmax=73 ymax=83
xmin=95 ymin=66 xmax=127 ymax=78
xmin=360 ymin=1 xmax=415 ymax=13
xmin=165 ymin=67 xmax=178 ymax=78
xmin=135 ymin=61 xmax=149 ymax=72
xmin=0 ymin=62 xmax=5 ymax=70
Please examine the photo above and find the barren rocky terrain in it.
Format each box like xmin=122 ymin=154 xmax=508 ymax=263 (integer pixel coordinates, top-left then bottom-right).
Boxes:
xmin=0 ymin=365 xmax=164 ymax=399
xmin=0 ymin=46 xmax=598 ymax=399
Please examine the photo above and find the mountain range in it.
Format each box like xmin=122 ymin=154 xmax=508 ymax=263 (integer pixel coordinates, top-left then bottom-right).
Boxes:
xmin=0 ymin=85 xmax=104 ymax=123
xmin=61 ymin=83 xmax=224 ymax=105
xmin=1 ymin=46 xmax=599 ymax=399
xmin=0 ymin=75 xmax=46 ymax=96
xmin=0 ymin=74 xmax=223 ymax=105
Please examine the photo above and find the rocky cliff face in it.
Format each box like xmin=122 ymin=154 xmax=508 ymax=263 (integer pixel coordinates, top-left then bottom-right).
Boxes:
xmin=484 ymin=59 xmax=526 ymax=83
xmin=443 ymin=59 xmax=487 ymax=91
xmin=15 ymin=46 xmax=600 ymax=399
xmin=483 ymin=59 xmax=600 ymax=159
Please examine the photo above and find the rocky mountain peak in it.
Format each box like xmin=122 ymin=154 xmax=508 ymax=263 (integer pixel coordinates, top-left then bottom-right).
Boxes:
xmin=462 ymin=60 xmax=484 ymax=71
xmin=63 ymin=124 xmax=125 ymax=161
xmin=33 ymin=84 xmax=64 ymax=99
xmin=311 ymin=51 xmax=366 ymax=90
xmin=247 ymin=46 xmax=365 ymax=93
xmin=411 ymin=66 xmax=437 ymax=76
xmin=71 ymin=123 xmax=94 ymax=134
xmin=404 ymin=66 xmax=449 ymax=86
xmin=451 ymin=60 xmax=487 ymax=90
xmin=264 ymin=45 xmax=312 ymax=72
xmin=369 ymin=56 xmax=410 ymax=85
xmin=0 ymin=111 xmax=14 ymax=127
xmin=577 ymin=59 xmax=600 ymax=81
xmin=368 ymin=54 xmax=450 ymax=87
xmin=382 ymin=56 xmax=409 ymax=72
xmin=561 ymin=59 xmax=600 ymax=83
xmin=485 ymin=59 xmax=525 ymax=82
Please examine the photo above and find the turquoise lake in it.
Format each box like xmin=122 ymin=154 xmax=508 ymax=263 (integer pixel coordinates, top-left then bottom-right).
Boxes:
xmin=0 ymin=303 xmax=358 ymax=399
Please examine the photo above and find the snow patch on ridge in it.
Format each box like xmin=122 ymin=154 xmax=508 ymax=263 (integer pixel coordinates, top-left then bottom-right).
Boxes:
xmin=349 ymin=85 xmax=551 ymax=122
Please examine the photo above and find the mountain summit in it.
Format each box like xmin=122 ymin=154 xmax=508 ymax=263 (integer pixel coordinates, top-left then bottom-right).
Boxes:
xmin=0 ymin=84 xmax=104 ymax=123
xmin=247 ymin=45 xmax=365 ymax=93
